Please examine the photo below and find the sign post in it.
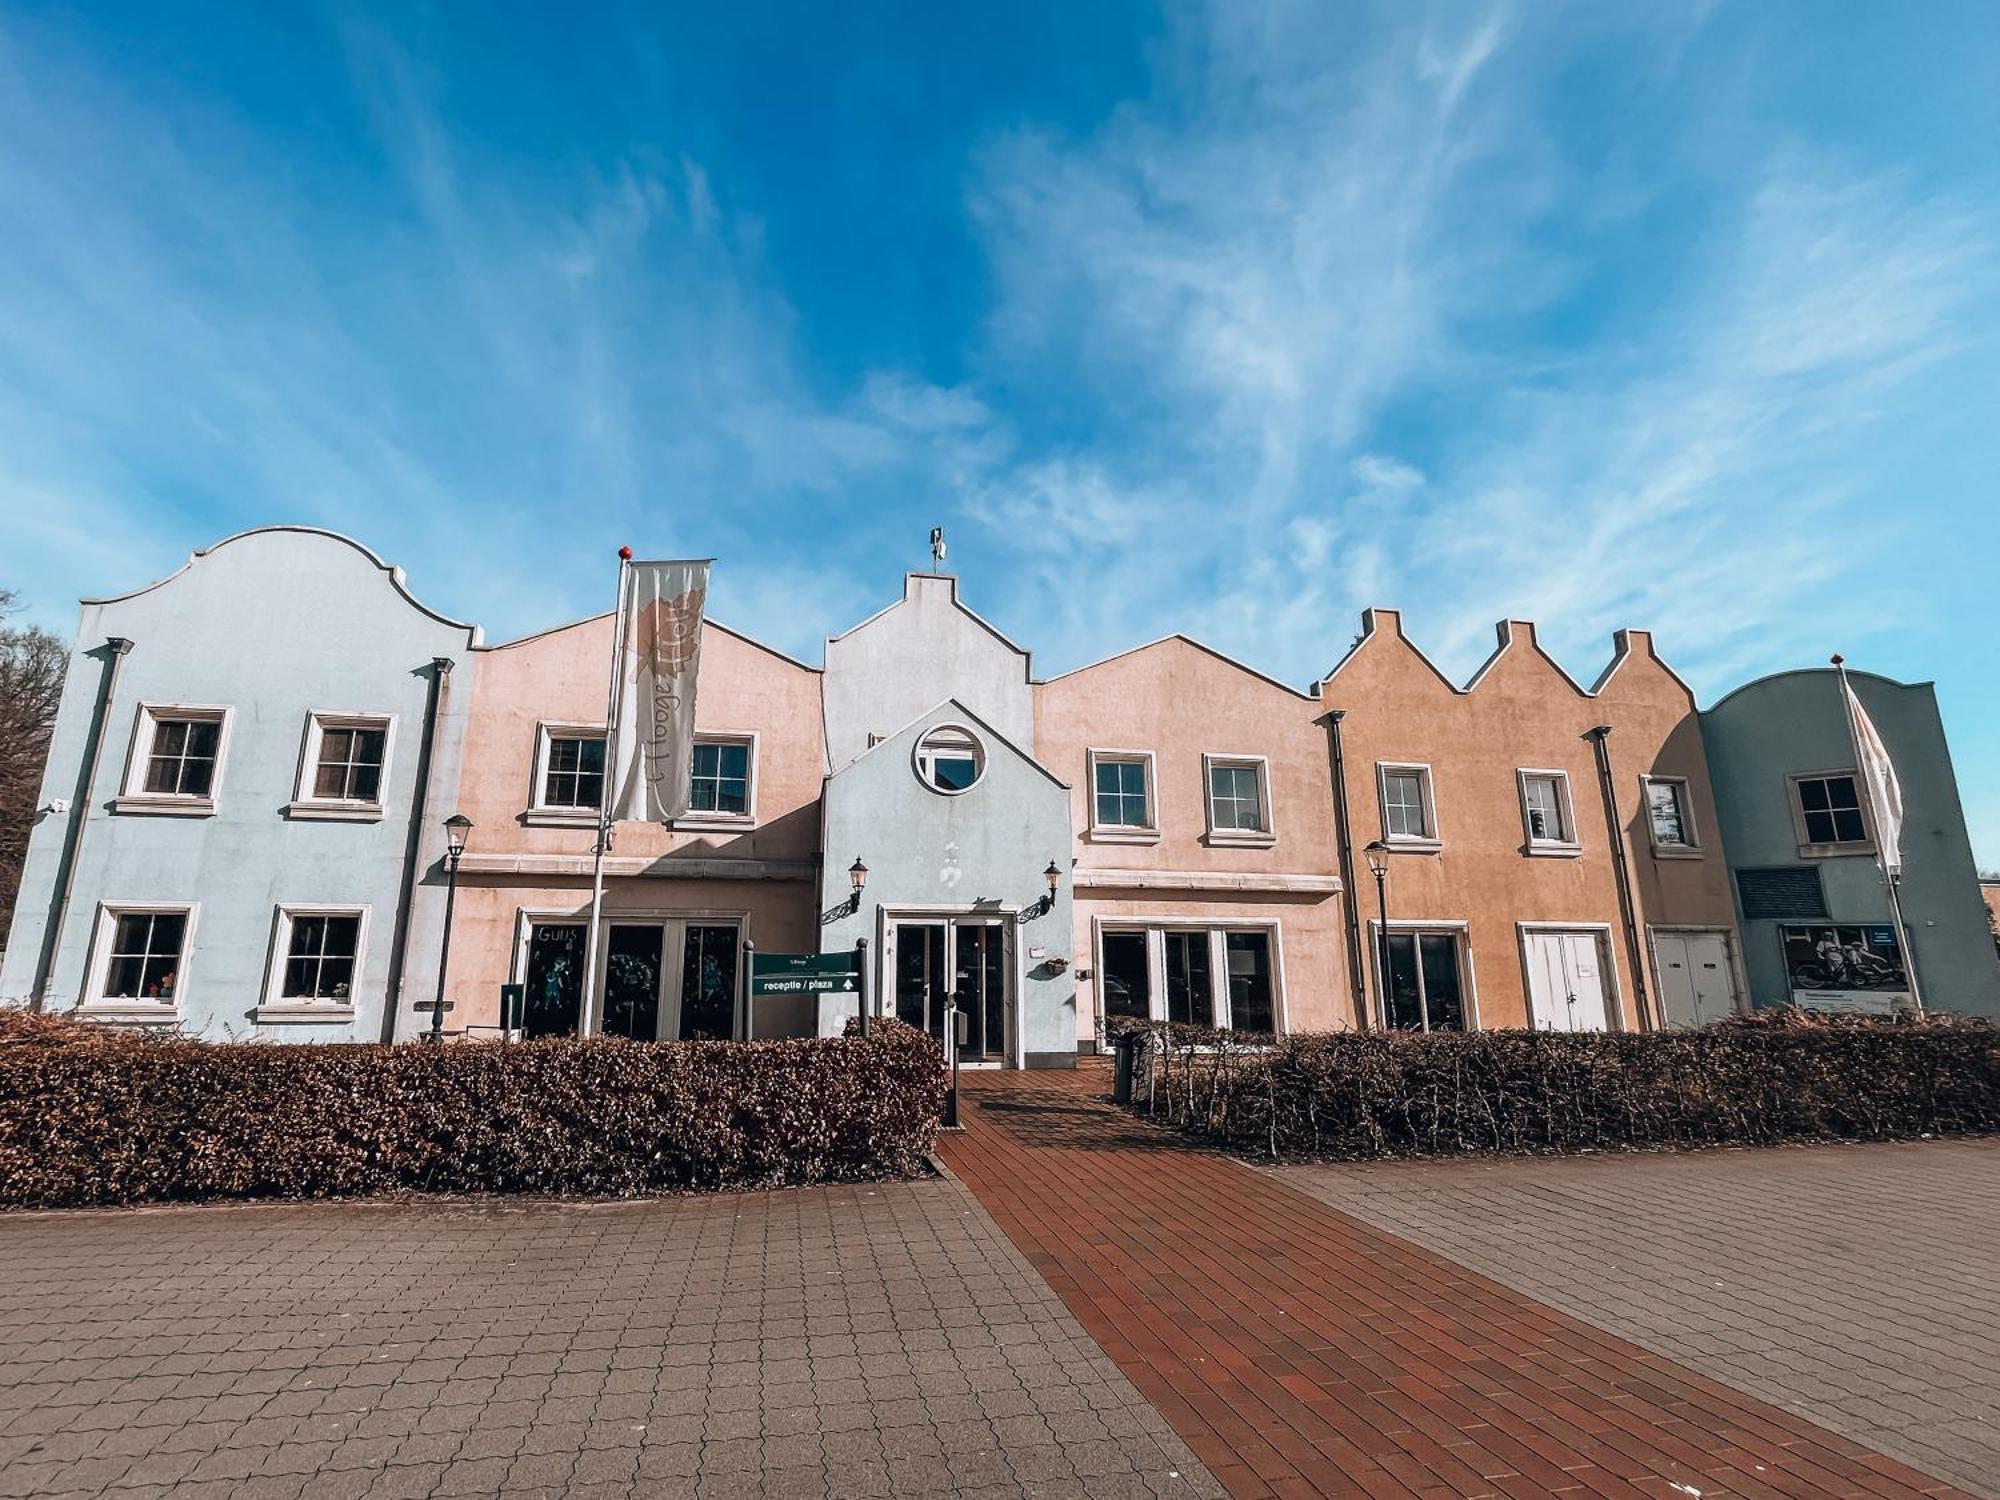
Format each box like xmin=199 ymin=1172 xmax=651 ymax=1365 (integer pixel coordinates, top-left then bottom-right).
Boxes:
xmin=749 ymin=951 xmax=863 ymax=1036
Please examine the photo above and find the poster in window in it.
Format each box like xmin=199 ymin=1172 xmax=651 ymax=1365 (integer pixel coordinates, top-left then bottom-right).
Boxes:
xmin=1778 ymin=924 xmax=1910 ymax=1014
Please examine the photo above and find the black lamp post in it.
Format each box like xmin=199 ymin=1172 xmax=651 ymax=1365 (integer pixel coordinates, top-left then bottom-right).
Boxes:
xmin=1364 ymin=839 xmax=1390 ymax=1029
xmin=430 ymin=813 xmax=473 ymax=1041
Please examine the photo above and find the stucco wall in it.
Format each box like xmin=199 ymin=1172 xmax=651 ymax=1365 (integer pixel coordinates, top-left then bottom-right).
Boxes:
xmin=1700 ymin=671 xmax=2000 ymax=1016
xmin=1319 ymin=612 xmax=1739 ymax=1030
xmin=0 ymin=528 xmax=476 ymax=1040
xmin=1035 ymin=636 xmax=1349 ymax=1038
xmin=436 ymin=616 xmax=825 ymax=1036
xmin=818 ymin=702 xmax=1076 ymax=1064
xmin=821 ymin=574 xmax=1034 ymax=771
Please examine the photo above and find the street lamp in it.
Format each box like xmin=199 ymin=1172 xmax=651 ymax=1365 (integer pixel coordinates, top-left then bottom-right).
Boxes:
xmin=1363 ymin=839 xmax=1390 ymax=1029
xmin=430 ymin=813 xmax=473 ymax=1041
xmin=847 ymin=857 xmax=868 ymax=916
xmin=1038 ymin=859 xmax=1061 ymax=917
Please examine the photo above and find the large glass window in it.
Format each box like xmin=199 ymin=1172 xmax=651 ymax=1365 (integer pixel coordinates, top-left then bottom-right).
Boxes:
xmin=603 ymin=925 xmax=664 ymax=1040
xmin=1164 ymin=930 xmax=1214 ymax=1026
xmin=1382 ymin=931 xmax=1467 ymax=1031
xmin=102 ymin=912 xmax=188 ymax=1001
xmin=679 ymin=924 xmax=739 ymax=1040
xmin=280 ymin=913 xmax=361 ymax=1001
xmin=1207 ymin=761 xmax=1266 ymax=833
xmin=1094 ymin=758 xmax=1151 ymax=829
xmin=1100 ymin=931 xmax=1151 ymax=1021
xmin=144 ymin=719 xmax=221 ymax=797
xmin=312 ymin=726 xmax=387 ymax=803
xmin=542 ymin=735 xmax=606 ymax=809
xmin=1224 ymin=932 xmax=1275 ymax=1033
xmin=1795 ymin=774 xmax=1867 ymax=845
xmin=522 ymin=923 xmax=586 ymax=1038
xmin=689 ymin=739 xmax=750 ymax=815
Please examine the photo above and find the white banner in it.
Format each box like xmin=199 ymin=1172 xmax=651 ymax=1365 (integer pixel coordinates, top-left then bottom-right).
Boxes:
xmin=609 ymin=560 xmax=709 ymax=823
xmin=1841 ymin=678 xmax=1904 ymax=875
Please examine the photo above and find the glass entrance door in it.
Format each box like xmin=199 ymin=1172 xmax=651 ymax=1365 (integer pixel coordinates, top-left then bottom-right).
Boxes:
xmin=891 ymin=918 xmax=1012 ymax=1063
xmin=677 ymin=924 xmax=739 ymax=1040
xmin=603 ymin=925 xmax=664 ymax=1040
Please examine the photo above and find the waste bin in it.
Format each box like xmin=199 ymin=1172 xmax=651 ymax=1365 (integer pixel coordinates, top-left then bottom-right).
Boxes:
xmin=1113 ymin=1030 xmax=1152 ymax=1104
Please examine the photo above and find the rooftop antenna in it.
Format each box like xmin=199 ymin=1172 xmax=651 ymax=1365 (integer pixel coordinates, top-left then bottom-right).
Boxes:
xmin=929 ymin=526 xmax=948 ymax=569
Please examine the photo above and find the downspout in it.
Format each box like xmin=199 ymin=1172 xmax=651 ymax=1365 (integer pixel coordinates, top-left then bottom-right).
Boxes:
xmin=380 ymin=656 xmax=454 ymax=1043
xmin=31 ymin=636 xmax=133 ymax=1011
xmin=1585 ymin=725 xmax=1655 ymax=1031
xmin=1318 ymin=709 xmax=1369 ymax=1030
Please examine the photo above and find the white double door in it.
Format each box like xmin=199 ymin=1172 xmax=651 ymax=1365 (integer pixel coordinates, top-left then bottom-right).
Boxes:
xmin=1652 ymin=930 xmax=1739 ymax=1028
xmin=1523 ymin=929 xmax=1612 ymax=1032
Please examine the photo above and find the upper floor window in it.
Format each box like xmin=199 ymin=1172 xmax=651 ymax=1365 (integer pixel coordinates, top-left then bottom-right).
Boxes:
xmin=1643 ymin=776 xmax=1699 ymax=854
xmin=537 ymin=728 xmax=607 ymax=812
xmin=1089 ymin=751 xmax=1155 ymax=837
xmin=1377 ymin=762 xmax=1438 ymax=847
xmin=688 ymin=736 xmax=753 ymax=818
xmin=915 ymin=724 xmax=984 ymax=794
xmin=1204 ymin=754 xmax=1273 ymax=844
xmin=1791 ymin=771 xmax=1870 ymax=853
xmin=117 ymin=705 xmax=231 ymax=815
xmin=1517 ymin=770 xmax=1579 ymax=855
xmin=290 ymin=713 xmax=393 ymax=819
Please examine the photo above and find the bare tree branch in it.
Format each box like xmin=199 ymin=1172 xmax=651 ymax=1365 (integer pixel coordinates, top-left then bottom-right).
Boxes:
xmin=0 ymin=590 xmax=68 ymax=940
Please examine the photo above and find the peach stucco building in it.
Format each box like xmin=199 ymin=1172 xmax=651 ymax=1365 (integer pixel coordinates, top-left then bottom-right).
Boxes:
xmin=1315 ymin=611 xmax=1742 ymax=1032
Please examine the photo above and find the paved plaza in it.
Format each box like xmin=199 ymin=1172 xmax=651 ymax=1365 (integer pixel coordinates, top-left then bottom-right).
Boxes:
xmin=1 ymin=1068 xmax=1994 ymax=1499
xmin=1275 ymin=1139 xmax=2000 ymax=1498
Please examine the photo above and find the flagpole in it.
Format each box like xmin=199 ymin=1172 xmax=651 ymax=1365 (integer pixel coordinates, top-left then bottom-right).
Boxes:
xmin=583 ymin=549 xmax=632 ymax=1037
xmin=1831 ymin=654 xmax=1924 ymax=1016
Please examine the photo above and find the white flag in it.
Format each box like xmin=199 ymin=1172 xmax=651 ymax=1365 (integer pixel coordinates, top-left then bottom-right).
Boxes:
xmin=1841 ymin=677 xmax=1904 ymax=875
xmin=610 ymin=560 xmax=709 ymax=823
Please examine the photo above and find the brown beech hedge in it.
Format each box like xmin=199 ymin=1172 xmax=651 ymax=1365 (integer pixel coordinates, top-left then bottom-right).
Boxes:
xmin=0 ymin=1011 xmax=944 ymax=1209
xmin=1118 ymin=1009 xmax=2000 ymax=1159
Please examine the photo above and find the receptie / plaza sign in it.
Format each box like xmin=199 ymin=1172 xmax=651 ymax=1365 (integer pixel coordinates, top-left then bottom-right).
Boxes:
xmin=750 ymin=951 xmax=861 ymax=999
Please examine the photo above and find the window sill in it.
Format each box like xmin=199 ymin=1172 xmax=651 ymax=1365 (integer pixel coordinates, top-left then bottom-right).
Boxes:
xmin=672 ymin=814 xmax=756 ymax=833
xmin=522 ymin=808 xmax=601 ymax=827
xmin=1524 ymin=842 xmax=1583 ymax=859
xmin=1798 ymin=842 xmax=1876 ymax=860
xmin=1650 ymin=844 xmax=1705 ymax=860
xmin=254 ymin=1004 xmax=357 ymax=1025
xmin=75 ymin=1004 xmax=183 ymax=1025
xmin=1087 ymin=827 xmax=1162 ymax=845
xmin=1382 ymin=837 xmax=1442 ymax=855
xmin=110 ymin=796 xmax=215 ymax=818
xmin=284 ymin=801 xmax=384 ymax=823
xmin=1203 ymin=830 xmax=1276 ymax=849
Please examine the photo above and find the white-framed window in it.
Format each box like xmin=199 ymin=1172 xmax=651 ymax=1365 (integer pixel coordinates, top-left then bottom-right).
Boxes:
xmin=1087 ymin=750 xmax=1157 ymax=841
xmin=260 ymin=905 xmax=368 ymax=1019
xmin=115 ymin=705 xmax=232 ymax=815
xmin=914 ymin=724 xmax=985 ymax=794
xmin=529 ymin=724 xmax=607 ymax=821
xmin=1203 ymin=754 xmax=1274 ymax=845
xmin=1789 ymin=770 xmax=1873 ymax=855
xmin=1642 ymin=775 xmax=1701 ymax=856
xmin=1094 ymin=920 xmax=1284 ymax=1034
xmin=1367 ymin=920 xmax=1477 ymax=1031
xmin=80 ymin=902 xmax=197 ymax=1017
xmin=1516 ymin=769 xmax=1580 ymax=855
xmin=686 ymin=734 xmax=756 ymax=821
xmin=1377 ymin=762 xmax=1440 ymax=849
xmin=289 ymin=713 xmax=394 ymax=819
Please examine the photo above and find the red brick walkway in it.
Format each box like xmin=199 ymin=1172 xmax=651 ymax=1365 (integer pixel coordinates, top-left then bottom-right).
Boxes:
xmin=935 ymin=1066 xmax=1966 ymax=1500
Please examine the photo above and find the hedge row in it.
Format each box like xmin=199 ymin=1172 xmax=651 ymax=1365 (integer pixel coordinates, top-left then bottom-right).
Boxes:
xmin=0 ymin=1011 xmax=944 ymax=1208
xmin=1118 ymin=1009 xmax=2000 ymax=1159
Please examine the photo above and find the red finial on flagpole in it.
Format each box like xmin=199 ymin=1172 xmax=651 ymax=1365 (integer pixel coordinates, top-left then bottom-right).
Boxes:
xmin=1830 ymin=653 xmax=1844 ymax=666
xmin=618 ymin=546 xmax=633 ymax=561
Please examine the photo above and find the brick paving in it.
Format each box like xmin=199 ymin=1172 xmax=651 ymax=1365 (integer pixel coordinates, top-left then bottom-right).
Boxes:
xmin=937 ymin=1065 xmax=1971 ymax=1500
xmin=1275 ymin=1141 xmax=2000 ymax=1498
xmin=0 ymin=1178 xmax=1218 ymax=1499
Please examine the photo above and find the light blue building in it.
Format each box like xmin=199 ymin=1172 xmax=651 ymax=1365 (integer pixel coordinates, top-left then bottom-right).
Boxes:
xmin=0 ymin=528 xmax=480 ymax=1040
xmin=1700 ymin=668 xmax=2000 ymax=1017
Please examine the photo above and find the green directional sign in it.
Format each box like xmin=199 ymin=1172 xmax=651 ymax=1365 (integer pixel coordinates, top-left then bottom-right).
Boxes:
xmin=750 ymin=950 xmax=861 ymax=998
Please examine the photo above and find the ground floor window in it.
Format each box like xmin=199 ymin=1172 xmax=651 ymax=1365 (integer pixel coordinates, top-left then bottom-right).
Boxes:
xmin=1097 ymin=923 xmax=1282 ymax=1034
xmin=270 ymin=907 xmax=365 ymax=1004
xmin=90 ymin=906 xmax=193 ymax=1005
xmin=517 ymin=915 xmax=741 ymax=1041
xmin=1381 ymin=929 xmax=1467 ymax=1031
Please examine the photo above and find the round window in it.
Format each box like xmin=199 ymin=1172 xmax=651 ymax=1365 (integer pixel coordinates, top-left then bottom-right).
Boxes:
xmin=914 ymin=723 xmax=985 ymax=794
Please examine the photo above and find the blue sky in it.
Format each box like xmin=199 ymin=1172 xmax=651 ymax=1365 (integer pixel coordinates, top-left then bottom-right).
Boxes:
xmin=2 ymin=2 xmax=1996 ymax=863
